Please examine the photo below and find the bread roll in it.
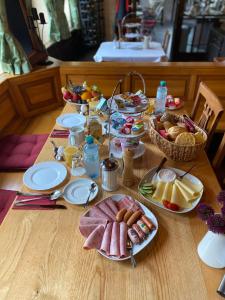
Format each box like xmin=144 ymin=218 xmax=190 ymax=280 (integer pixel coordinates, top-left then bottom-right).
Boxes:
xmin=175 ymin=132 xmax=195 ymax=146
xmin=168 ymin=126 xmax=187 ymax=140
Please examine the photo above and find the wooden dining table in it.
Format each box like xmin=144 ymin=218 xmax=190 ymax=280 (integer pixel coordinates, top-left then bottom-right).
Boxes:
xmin=0 ymin=103 xmax=224 ymax=300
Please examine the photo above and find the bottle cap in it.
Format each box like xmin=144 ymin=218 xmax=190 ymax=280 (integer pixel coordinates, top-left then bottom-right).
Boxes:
xmin=160 ymin=81 xmax=167 ymax=87
xmin=85 ymin=135 xmax=94 ymax=144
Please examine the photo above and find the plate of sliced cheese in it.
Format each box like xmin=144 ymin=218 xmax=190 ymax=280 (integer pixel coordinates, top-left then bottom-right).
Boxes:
xmin=138 ymin=167 xmax=203 ymax=213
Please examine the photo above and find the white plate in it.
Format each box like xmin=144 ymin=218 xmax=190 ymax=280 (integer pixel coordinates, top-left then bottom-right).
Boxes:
xmin=110 ymin=123 xmax=147 ymax=138
xmin=108 ymin=96 xmax=148 ymax=114
xmin=63 ymin=178 xmax=98 ymax=205
xmin=23 ymin=161 xmax=67 ymax=191
xmin=110 ymin=141 xmax=145 ymax=159
xmin=84 ymin=194 xmax=158 ymax=261
xmin=138 ymin=167 xmax=204 ymax=214
xmin=56 ymin=113 xmax=86 ymax=129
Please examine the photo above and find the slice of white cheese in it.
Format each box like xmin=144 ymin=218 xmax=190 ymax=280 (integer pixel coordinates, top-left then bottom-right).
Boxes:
xmin=171 ymin=183 xmax=192 ymax=209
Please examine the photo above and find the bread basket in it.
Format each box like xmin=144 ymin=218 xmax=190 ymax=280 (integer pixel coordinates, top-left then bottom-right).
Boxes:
xmin=149 ymin=113 xmax=207 ymax=161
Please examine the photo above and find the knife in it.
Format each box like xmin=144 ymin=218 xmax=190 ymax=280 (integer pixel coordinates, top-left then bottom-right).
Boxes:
xmin=152 ymin=157 xmax=167 ymax=177
xmin=14 ymin=203 xmax=67 ymax=209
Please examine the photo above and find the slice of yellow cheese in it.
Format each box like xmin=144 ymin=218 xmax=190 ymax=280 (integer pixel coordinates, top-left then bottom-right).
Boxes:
xmin=181 ymin=178 xmax=203 ymax=195
xmin=171 ymin=183 xmax=192 ymax=209
xmin=152 ymin=181 xmax=166 ymax=202
xmin=162 ymin=182 xmax=173 ymax=201
xmin=175 ymin=180 xmax=198 ymax=202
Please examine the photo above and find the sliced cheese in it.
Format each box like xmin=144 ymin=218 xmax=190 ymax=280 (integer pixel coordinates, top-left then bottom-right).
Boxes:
xmin=171 ymin=183 xmax=192 ymax=209
xmin=152 ymin=181 xmax=166 ymax=202
xmin=175 ymin=180 xmax=198 ymax=202
xmin=162 ymin=182 xmax=173 ymax=201
xmin=181 ymin=178 xmax=203 ymax=195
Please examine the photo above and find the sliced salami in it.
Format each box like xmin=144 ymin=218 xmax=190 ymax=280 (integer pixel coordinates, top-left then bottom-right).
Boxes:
xmin=83 ymin=225 xmax=105 ymax=250
xmin=100 ymin=222 xmax=113 ymax=255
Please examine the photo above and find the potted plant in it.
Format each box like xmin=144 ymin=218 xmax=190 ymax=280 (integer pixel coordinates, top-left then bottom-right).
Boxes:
xmin=197 ymin=191 xmax=225 ymax=268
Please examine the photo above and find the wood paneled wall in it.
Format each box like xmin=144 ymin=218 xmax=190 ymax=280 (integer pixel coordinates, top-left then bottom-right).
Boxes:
xmin=0 ymin=67 xmax=63 ymax=135
xmin=1 ymin=61 xmax=225 ymax=136
xmin=60 ymin=62 xmax=225 ymax=103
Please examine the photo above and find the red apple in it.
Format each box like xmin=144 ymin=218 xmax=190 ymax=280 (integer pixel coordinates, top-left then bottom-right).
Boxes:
xmin=71 ymin=93 xmax=81 ymax=102
xmin=63 ymin=91 xmax=73 ymax=100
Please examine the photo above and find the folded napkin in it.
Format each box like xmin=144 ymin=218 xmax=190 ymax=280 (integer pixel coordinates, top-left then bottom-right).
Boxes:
xmin=0 ymin=189 xmax=17 ymax=225
xmin=13 ymin=194 xmax=56 ymax=210
xmin=50 ymin=129 xmax=69 ymax=138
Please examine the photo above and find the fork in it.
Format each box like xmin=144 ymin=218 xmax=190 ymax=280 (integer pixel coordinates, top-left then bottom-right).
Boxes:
xmin=176 ymin=164 xmax=196 ymax=181
xmin=127 ymin=239 xmax=137 ymax=268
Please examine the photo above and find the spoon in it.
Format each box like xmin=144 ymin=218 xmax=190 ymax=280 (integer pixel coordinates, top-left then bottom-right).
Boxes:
xmin=83 ymin=183 xmax=96 ymax=208
xmin=15 ymin=190 xmax=63 ymax=203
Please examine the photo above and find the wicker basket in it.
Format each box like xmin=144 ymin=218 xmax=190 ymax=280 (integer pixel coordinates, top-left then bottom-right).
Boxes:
xmin=149 ymin=113 xmax=207 ymax=161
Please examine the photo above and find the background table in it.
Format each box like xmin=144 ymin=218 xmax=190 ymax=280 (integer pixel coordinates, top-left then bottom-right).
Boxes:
xmin=0 ymin=103 xmax=223 ymax=300
xmin=94 ymin=41 xmax=165 ymax=62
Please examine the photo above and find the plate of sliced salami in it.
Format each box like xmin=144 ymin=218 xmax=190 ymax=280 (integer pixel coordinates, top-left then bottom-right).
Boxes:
xmin=79 ymin=194 xmax=158 ymax=261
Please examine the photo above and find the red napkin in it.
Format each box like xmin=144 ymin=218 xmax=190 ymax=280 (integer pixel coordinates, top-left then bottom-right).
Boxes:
xmin=50 ymin=129 xmax=69 ymax=138
xmin=13 ymin=195 xmax=56 ymax=210
xmin=0 ymin=189 xmax=17 ymax=225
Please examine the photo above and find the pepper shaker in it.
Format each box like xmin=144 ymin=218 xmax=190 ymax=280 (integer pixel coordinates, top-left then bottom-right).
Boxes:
xmin=122 ymin=148 xmax=134 ymax=187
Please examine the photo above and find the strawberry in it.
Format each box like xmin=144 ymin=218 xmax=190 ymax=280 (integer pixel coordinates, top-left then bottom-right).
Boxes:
xmin=163 ymin=200 xmax=170 ymax=209
xmin=168 ymin=203 xmax=180 ymax=211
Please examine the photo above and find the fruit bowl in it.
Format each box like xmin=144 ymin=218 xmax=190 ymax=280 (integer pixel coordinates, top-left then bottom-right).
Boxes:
xmin=63 ymin=97 xmax=88 ymax=113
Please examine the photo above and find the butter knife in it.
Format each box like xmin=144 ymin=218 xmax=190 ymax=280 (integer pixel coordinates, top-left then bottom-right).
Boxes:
xmin=151 ymin=157 xmax=167 ymax=179
xmin=14 ymin=203 xmax=67 ymax=209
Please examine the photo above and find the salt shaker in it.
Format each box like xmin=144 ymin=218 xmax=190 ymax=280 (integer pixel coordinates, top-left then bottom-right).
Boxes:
xmin=122 ymin=148 xmax=134 ymax=187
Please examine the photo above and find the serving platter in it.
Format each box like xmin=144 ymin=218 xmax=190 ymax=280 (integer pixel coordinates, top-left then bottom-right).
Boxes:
xmin=110 ymin=123 xmax=147 ymax=139
xmin=56 ymin=113 xmax=86 ymax=129
xmin=63 ymin=178 xmax=98 ymax=205
xmin=23 ymin=161 xmax=67 ymax=190
xmin=110 ymin=140 xmax=145 ymax=159
xmin=84 ymin=194 xmax=158 ymax=261
xmin=138 ymin=167 xmax=204 ymax=214
xmin=108 ymin=94 xmax=149 ymax=114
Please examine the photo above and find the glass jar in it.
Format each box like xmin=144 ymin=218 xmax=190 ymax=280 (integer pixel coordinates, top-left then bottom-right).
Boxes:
xmin=87 ymin=116 xmax=102 ymax=142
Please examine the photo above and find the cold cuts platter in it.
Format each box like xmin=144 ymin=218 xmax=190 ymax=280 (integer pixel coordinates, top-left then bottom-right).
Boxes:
xmin=79 ymin=194 xmax=158 ymax=261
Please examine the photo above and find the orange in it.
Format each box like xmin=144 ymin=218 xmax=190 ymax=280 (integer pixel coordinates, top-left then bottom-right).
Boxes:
xmin=81 ymin=91 xmax=92 ymax=100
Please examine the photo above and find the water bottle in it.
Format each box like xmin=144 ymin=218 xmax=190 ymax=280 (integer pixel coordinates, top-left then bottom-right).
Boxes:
xmin=83 ymin=135 xmax=99 ymax=179
xmin=155 ymin=81 xmax=167 ymax=115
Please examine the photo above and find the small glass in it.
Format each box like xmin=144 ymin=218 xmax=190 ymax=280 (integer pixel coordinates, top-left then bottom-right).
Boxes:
xmin=71 ymin=151 xmax=86 ymax=176
xmin=64 ymin=146 xmax=78 ymax=167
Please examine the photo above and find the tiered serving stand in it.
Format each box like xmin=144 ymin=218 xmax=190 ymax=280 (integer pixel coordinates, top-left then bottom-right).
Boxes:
xmin=107 ymin=72 xmax=149 ymax=159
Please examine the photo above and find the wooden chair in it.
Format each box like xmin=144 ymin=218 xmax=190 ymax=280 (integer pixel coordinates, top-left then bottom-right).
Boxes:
xmin=213 ymin=132 xmax=225 ymax=171
xmin=162 ymin=30 xmax=171 ymax=53
xmin=121 ymin=12 xmax=142 ymax=41
xmin=160 ymin=55 xmax=169 ymax=62
xmin=190 ymin=81 xmax=224 ymax=149
xmin=213 ymin=57 xmax=225 ymax=63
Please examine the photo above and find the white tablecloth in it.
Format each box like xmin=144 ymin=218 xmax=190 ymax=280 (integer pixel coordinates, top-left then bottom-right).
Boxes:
xmin=93 ymin=41 xmax=165 ymax=62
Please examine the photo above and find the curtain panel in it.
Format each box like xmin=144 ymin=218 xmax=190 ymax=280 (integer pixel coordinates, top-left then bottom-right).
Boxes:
xmin=68 ymin=0 xmax=80 ymax=30
xmin=44 ymin=0 xmax=71 ymax=43
xmin=0 ymin=0 xmax=31 ymax=74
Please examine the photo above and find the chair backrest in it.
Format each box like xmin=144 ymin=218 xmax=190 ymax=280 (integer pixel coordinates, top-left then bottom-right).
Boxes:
xmin=162 ymin=30 xmax=171 ymax=53
xmin=160 ymin=55 xmax=169 ymax=62
xmin=213 ymin=57 xmax=225 ymax=62
xmin=213 ymin=132 xmax=225 ymax=171
xmin=190 ymin=81 xmax=224 ymax=149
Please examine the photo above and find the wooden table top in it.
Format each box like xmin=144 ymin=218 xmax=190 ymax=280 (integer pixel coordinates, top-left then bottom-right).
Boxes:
xmin=0 ymin=104 xmax=224 ymax=300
